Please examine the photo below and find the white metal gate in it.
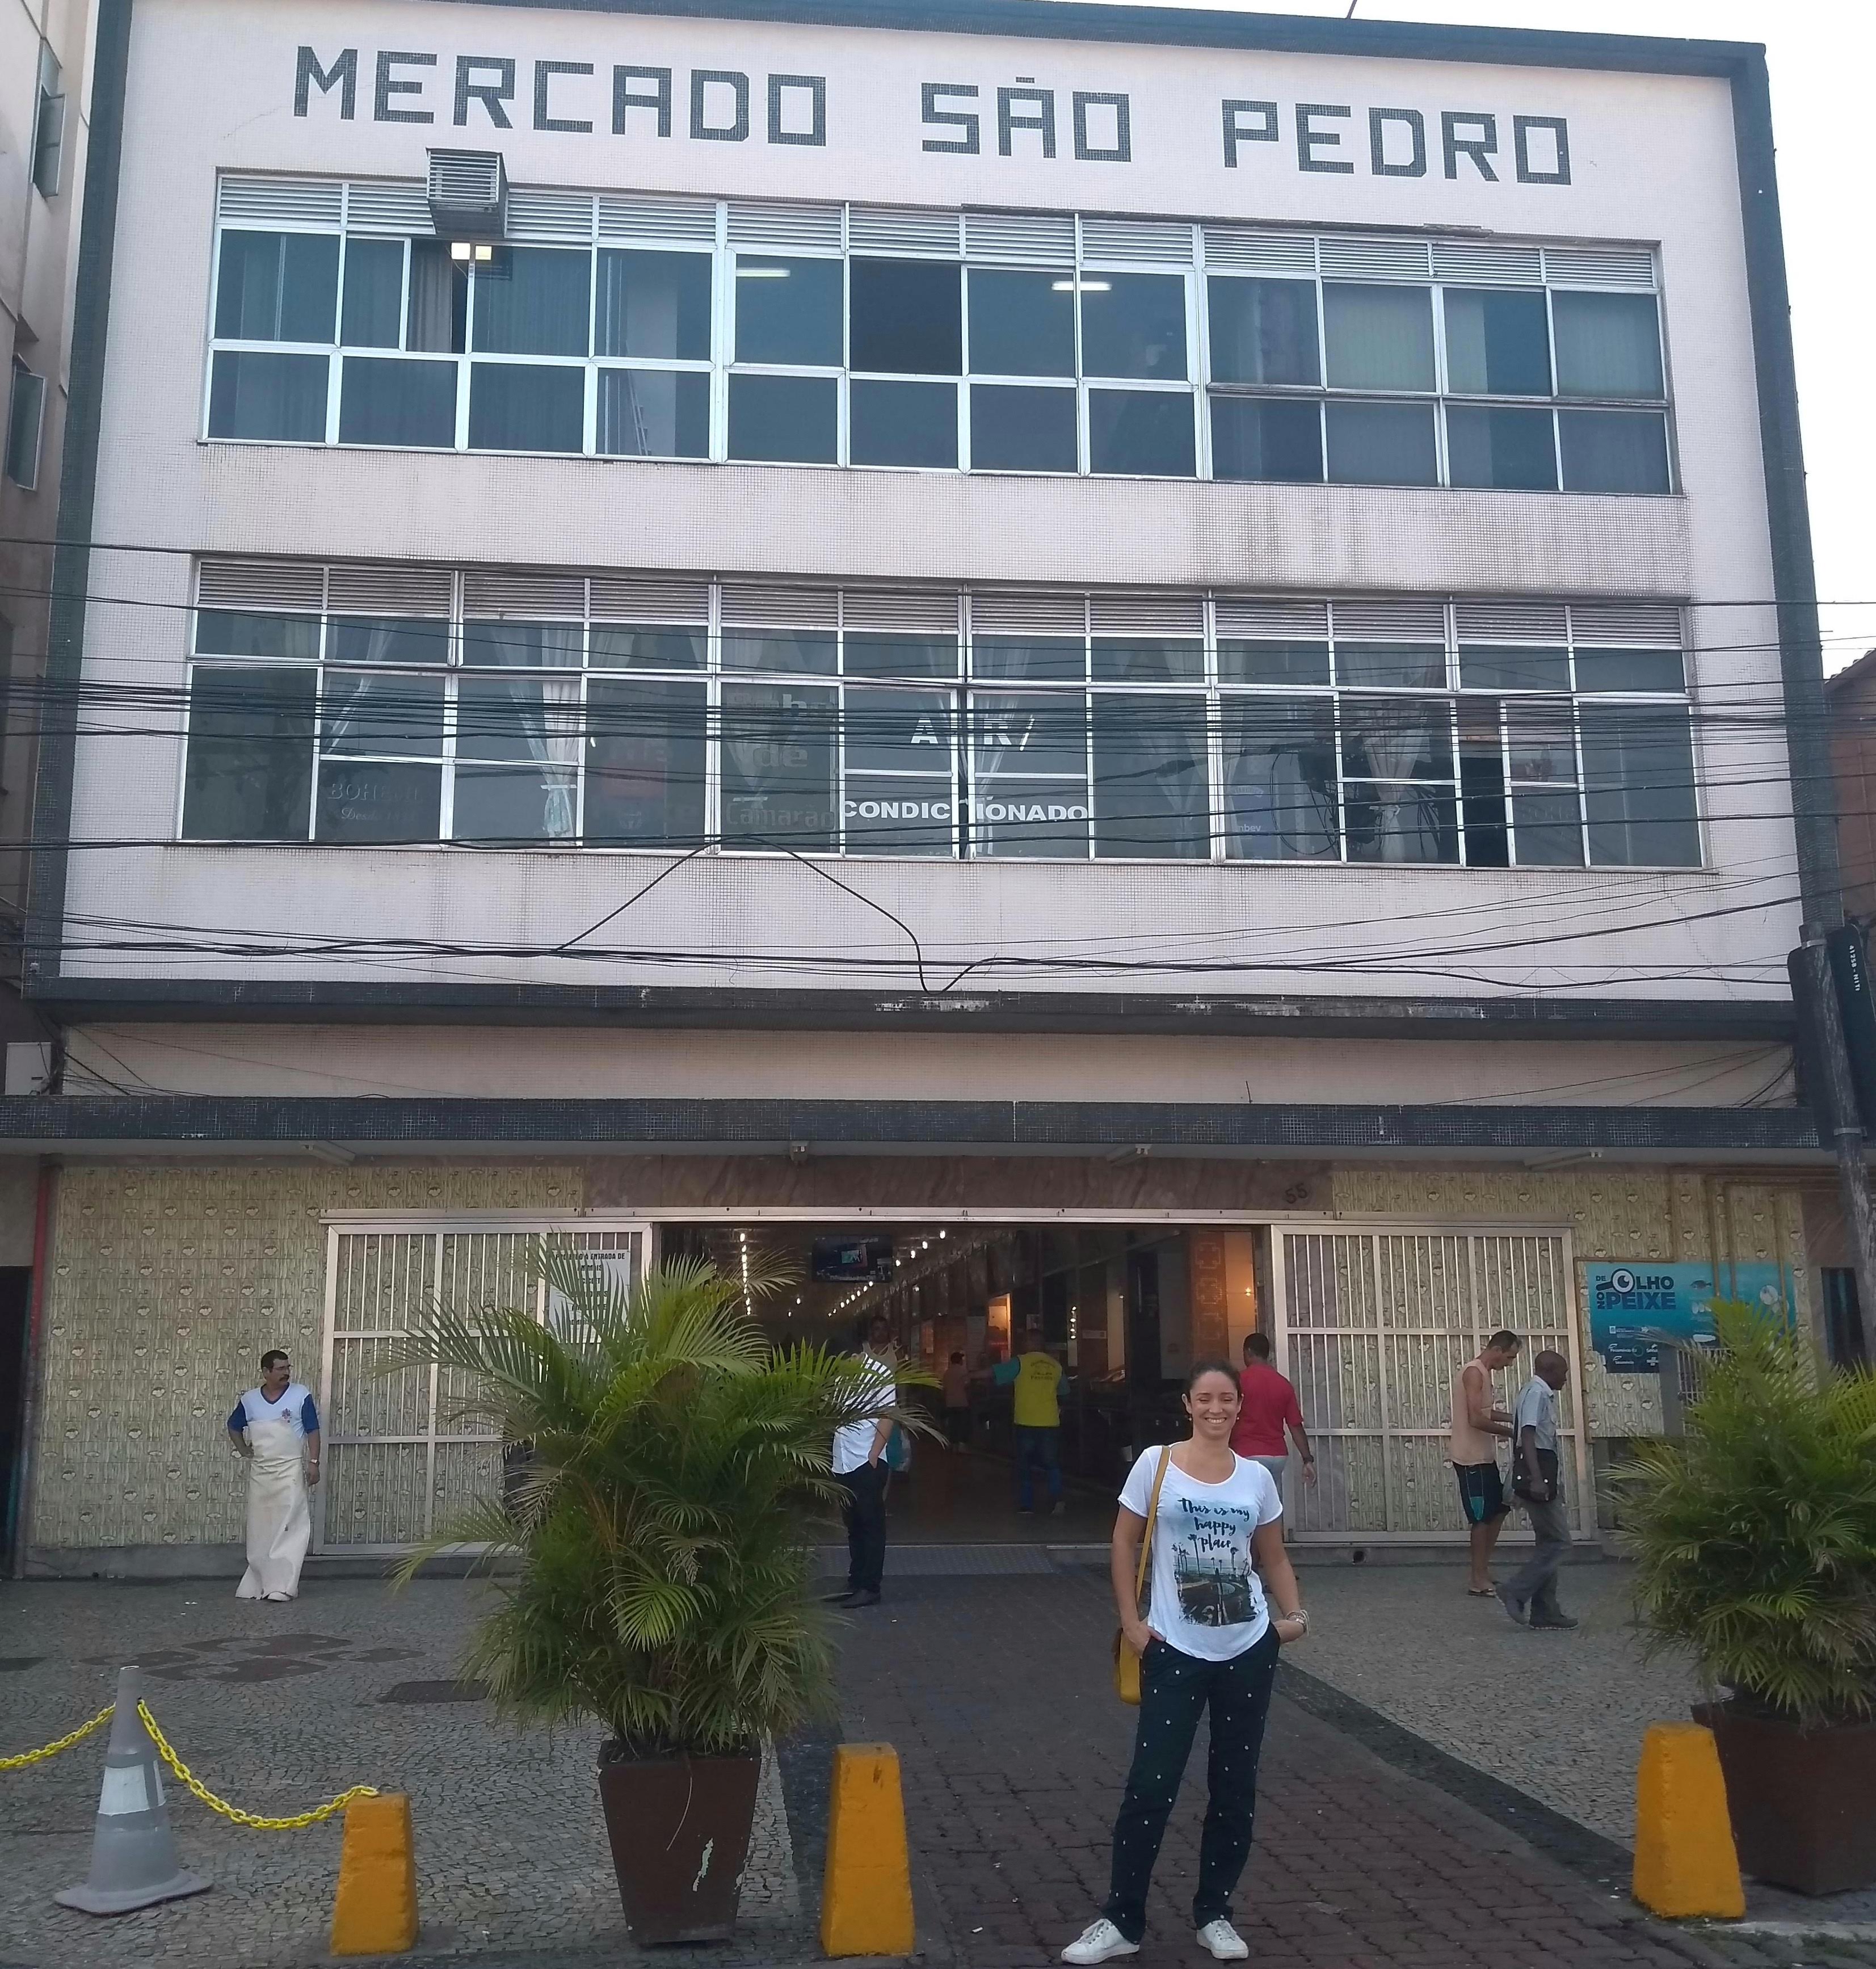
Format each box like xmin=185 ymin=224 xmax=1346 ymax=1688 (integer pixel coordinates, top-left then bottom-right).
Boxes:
xmin=318 ymin=1218 xmax=649 ymax=1551
xmin=1272 ymin=1225 xmax=1590 ymax=1539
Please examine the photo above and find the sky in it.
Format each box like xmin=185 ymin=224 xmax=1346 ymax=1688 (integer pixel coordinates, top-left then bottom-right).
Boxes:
xmin=1074 ymin=0 xmax=1876 ymax=668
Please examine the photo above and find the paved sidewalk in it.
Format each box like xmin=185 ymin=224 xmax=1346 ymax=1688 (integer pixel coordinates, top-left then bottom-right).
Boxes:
xmin=5 ymin=1568 xmax=1874 ymax=1969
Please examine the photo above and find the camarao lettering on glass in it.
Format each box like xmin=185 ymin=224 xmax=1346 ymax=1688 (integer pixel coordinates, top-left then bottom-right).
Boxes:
xmin=292 ymin=47 xmax=1570 ymax=184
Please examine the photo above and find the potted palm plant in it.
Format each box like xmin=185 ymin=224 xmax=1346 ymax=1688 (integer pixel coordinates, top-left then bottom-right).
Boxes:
xmin=1614 ymin=1302 xmax=1876 ymax=1895
xmin=392 ymin=1244 xmax=920 ymax=1943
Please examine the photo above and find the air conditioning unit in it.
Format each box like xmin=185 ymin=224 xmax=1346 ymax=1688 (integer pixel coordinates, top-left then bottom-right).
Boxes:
xmin=426 ymin=148 xmax=507 ymax=239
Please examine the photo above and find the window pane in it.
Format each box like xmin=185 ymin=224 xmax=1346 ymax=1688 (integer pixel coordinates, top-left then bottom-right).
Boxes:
xmin=341 ymin=238 xmax=404 ymax=348
xmin=1513 ymin=790 xmax=1585 ymax=866
xmin=971 ymin=637 xmax=1082 ymax=683
xmin=329 ymin=616 xmax=449 ymax=666
xmin=1445 ymin=406 xmax=1557 ymax=490
xmin=1580 ymin=706 xmax=1700 ymax=865
xmin=1442 ymin=288 xmax=1550 ymax=396
xmin=1572 ymin=647 xmax=1686 ymax=694
xmin=584 ymin=679 xmax=708 ymax=845
xmin=734 ymin=256 xmax=843 ymax=364
xmin=1088 ymin=390 xmax=1196 ymax=477
xmin=1324 ymin=401 xmax=1437 ymax=486
xmin=208 ymin=351 xmax=329 ymax=441
xmin=453 ymin=765 xmax=578 ymax=842
xmin=727 ymin=373 xmax=837 ymax=463
xmin=1080 ymin=274 xmax=1187 ymax=381
xmin=1458 ymin=737 xmax=1508 ymax=868
xmin=316 ymin=760 xmax=441 ymax=842
xmin=195 ymin=609 xmax=319 ymax=660
xmin=1458 ymin=645 xmax=1569 ymax=692
xmin=467 ymin=364 xmax=584 ymax=452
xmin=456 ymin=674 xmax=579 ymax=764
xmin=472 ymin=248 xmax=590 ymax=357
xmin=849 ymin=258 xmax=962 ymax=375
xmin=1322 ymin=284 xmax=1435 ymax=390
xmin=844 ymin=777 xmax=957 ymax=856
xmin=1210 ymin=397 xmax=1322 ymax=483
xmin=1091 ymin=638 xmax=1202 ymax=684
xmin=851 ymin=379 xmax=958 ymax=468
xmin=339 ymin=356 xmax=457 ymax=447
xmin=846 ymin=687 xmax=955 ymax=773
xmin=844 ymin=632 xmax=959 ymax=680
xmin=1218 ymin=641 xmax=1330 ymax=687
xmin=407 ymin=242 xmax=468 ymax=354
xmin=182 ymin=667 xmax=314 ymax=840
xmin=1506 ymin=701 xmax=1578 ymax=786
xmin=595 ymin=250 xmax=711 ymax=360
xmin=970 ymin=384 xmax=1077 ymax=472
xmin=721 ymin=682 xmax=838 ymax=850
xmin=1093 ymin=694 xmax=1208 ymax=859
xmin=462 ymin=621 xmax=582 ymax=668
xmin=1344 ymin=785 xmax=1459 ymax=863
xmin=972 ymin=692 xmax=1088 ymax=780
xmin=1336 ymin=642 xmax=1444 ymax=689
xmin=1222 ymin=699 xmax=1338 ymax=860
xmin=214 ymin=230 xmax=338 ymax=342
xmin=321 ymin=672 xmax=445 ymax=756
xmin=1207 ymin=278 xmax=1319 ymax=386
xmin=1558 ymin=410 xmax=1671 ymax=494
xmin=590 ymin=625 xmax=706 ymax=670
xmin=596 ymin=369 xmax=709 ymax=458
xmin=722 ymin=629 xmax=837 ymax=675
xmin=967 ymin=270 xmax=1075 ymax=377
xmin=1340 ymin=698 xmax=1453 ymax=780
xmin=1553 ymin=292 xmax=1663 ymax=398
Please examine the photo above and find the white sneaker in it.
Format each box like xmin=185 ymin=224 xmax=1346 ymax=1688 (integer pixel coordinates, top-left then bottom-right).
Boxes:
xmin=1197 ymin=1917 xmax=1250 ymax=1960
xmin=1062 ymin=1918 xmax=1140 ymax=1963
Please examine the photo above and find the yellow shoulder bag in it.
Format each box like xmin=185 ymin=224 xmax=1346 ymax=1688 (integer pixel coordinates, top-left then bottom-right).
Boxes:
xmin=1112 ymin=1445 xmax=1173 ymax=1705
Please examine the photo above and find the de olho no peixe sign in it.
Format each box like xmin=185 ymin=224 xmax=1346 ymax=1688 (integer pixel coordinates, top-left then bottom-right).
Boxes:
xmin=1585 ymin=1262 xmax=1793 ymax=1374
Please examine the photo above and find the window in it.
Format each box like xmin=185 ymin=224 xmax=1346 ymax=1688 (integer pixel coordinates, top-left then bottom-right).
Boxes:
xmin=5 ymin=359 xmax=47 ymax=490
xmin=180 ymin=571 xmax=1699 ymax=869
xmin=205 ymin=183 xmax=1672 ymax=491
xmin=31 ymin=45 xmax=65 ymax=199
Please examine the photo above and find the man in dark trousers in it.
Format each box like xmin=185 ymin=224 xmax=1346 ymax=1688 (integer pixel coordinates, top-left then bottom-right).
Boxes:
xmin=827 ymin=1315 xmax=896 ymax=1609
xmin=1499 ymin=1349 xmax=1577 ymax=1631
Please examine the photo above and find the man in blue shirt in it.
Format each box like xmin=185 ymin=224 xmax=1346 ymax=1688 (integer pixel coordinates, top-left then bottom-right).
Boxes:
xmin=1498 ymin=1350 xmax=1576 ymax=1631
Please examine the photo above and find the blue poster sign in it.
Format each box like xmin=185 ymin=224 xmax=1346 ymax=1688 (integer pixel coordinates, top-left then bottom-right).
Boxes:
xmin=1586 ymin=1262 xmax=1790 ymax=1372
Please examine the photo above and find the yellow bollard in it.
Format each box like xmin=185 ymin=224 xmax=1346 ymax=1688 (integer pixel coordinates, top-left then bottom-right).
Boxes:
xmin=330 ymin=1792 xmax=419 ymax=1956
xmin=1632 ymin=1723 xmax=1744 ymax=1920
xmin=819 ymin=1743 xmax=915 ymax=1959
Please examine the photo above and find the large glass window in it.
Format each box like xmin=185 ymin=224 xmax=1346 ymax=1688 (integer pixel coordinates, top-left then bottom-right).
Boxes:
xmin=206 ymin=191 xmax=1671 ymax=490
xmin=179 ymin=577 xmax=1699 ymax=868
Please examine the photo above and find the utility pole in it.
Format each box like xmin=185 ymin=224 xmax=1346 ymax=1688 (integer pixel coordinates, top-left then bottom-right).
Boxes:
xmin=1792 ymin=937 xmax=1876 ymax=1361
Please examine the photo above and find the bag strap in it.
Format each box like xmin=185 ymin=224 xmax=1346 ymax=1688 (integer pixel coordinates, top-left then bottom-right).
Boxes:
xmin=1133 ymin=1446 xmax=1174 ymax=1611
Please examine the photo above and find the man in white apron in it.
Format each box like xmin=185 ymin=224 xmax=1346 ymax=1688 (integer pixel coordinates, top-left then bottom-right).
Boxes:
xmin=226 ymin=1350 xmax=319 ymax=1601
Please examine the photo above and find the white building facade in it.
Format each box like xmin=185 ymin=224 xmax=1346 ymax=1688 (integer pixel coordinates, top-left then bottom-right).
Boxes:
xmin=2 ymin=0 xmax=1846 ymax=1572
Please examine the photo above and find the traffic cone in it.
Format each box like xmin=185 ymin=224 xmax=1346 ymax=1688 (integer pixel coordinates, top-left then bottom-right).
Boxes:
xmin=56 ymin=1667 xmax=211 ymax=1915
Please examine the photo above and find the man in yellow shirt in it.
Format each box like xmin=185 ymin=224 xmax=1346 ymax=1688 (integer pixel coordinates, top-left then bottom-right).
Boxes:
xmin=993 ymin=1328 xmax=1067 ymax=1516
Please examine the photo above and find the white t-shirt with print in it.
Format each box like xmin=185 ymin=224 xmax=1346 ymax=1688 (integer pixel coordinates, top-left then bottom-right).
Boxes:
xmin=1119 ymin=1448 xmax=1284 ymax=1663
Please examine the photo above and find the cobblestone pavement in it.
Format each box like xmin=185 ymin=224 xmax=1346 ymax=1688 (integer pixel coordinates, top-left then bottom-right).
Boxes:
xmin=0 ymin=1579 xmax=808 ymax=1969
xmin=6 ymin=1568 xmax=1876 ymax=1969
xmin=837 ymin=1570 xmax=1876 ymax=1969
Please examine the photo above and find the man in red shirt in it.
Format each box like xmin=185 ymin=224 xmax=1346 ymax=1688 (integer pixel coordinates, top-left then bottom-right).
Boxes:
xmin=1230 ymin=1332 xmax=1316 ymax=1497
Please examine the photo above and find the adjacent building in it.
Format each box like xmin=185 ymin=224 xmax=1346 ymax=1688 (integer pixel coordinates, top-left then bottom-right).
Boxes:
xmin=1 ymin=0 xmax=1852 ymax=1573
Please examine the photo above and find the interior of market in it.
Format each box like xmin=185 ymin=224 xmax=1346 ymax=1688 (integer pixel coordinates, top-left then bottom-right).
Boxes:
xmin=662 ymin=1220 xmax=1266 ymax=1544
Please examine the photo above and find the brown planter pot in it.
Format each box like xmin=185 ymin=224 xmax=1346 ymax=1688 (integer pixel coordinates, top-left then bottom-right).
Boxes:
xmin=1695 ymin=1701 xmax=1876 ymax=1896
xmin=596 ymin=1744 xmax=760 ymax=1943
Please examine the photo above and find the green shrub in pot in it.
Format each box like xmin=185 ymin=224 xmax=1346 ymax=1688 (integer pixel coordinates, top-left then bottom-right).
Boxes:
xmin=1612 ymin=1301 xmax=1876 ymax=1893
xmin=390 ymin=1242 xmax=931 ymax=1938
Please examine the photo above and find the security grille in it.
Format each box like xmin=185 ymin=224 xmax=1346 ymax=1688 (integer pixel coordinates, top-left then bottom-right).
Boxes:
xmin=318 ymin=1219 xmax=649 ymax=1550
xmin=1272 ymin=1226 xmax=1589 ymax=1539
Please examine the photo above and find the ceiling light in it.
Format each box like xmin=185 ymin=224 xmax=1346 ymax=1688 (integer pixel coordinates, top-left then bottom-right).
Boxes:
xmin=1051 ymin=278 xmax=1111 ymax=293
xmin=737 ymin=264 xmax=791 ymax=278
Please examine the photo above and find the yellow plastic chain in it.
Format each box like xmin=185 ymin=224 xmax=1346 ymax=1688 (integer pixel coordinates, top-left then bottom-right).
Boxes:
xmin=0 ymin=1704 xmax=114 ymax=1771
xmin=136 ymin=1701 xmax=378 ymax=1830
